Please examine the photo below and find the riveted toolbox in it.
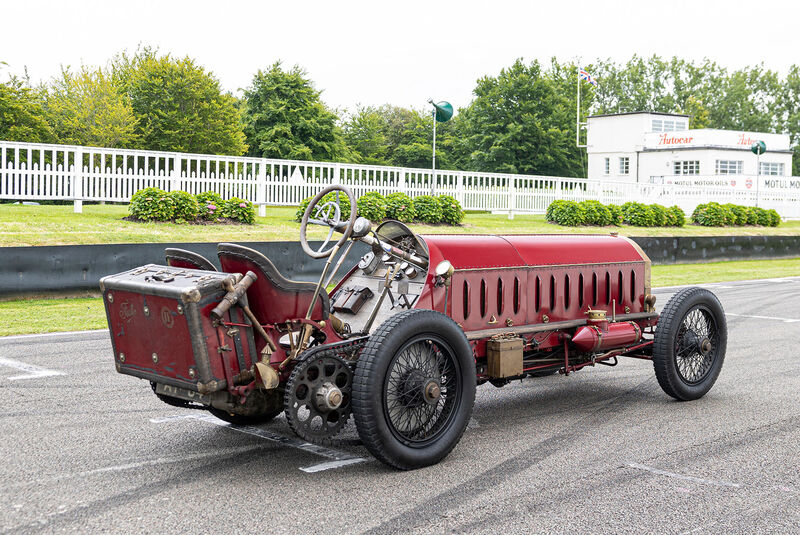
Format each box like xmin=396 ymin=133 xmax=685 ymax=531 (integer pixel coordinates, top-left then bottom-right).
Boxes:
xmin=100 ymin=264 xmax=258 ymax=393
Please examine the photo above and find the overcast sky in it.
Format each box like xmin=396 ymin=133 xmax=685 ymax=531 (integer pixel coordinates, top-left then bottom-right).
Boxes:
xmin=2 ymin=0 xmax=797 ymax=115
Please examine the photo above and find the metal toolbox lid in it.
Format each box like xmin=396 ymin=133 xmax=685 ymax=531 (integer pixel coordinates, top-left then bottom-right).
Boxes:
xmin=100 ymin=264 xmax=240 ymax=303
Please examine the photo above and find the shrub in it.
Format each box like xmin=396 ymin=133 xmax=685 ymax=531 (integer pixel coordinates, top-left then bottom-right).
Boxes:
xmin=168 ymin=190 xmax=200 ymax=223
xmin=766 ymin=208 xmax=781 ymax=227
xmin=196 ymin=191 xmax=224 ymax=221
xmin=546 ymin=200 xmax=570 ymax=223
xmin=579 ymin=200 xmax=612 ymax=226
xmin=222 ymin=197 xmax=256 ymax=224
xmin=667 ymin=205 xmax=685 ymax=227
xmin=724 ymin=204 xmax=748 ymax=226
xmin=295 ymin=191 xmax=353 ymax=222
xmin=129 ymin=187 xmax=174 ymax=221
xmin=649 ymin=204 xmax=668 ymax=227
xmin=607 ymin=204 xmax=623 ymax=226
xmin=549 ymin=200 xmax=586 ymax=226
xmin=694 ymin=202 xmax=727 ymax=227
xmin=438 ymin=195 xmax=465 ymax=225
xmin=414 ymin=195 xmax=443 ymax=224
xmin=621 ymin=202 xmax=654 ymax=227
xmin=384 ymin=192 xmax=416 ymax=222
xmin=357 ymin=191 xmax=387 ymax=221
xmin=745 ymin=206 xmax=760 ymax=225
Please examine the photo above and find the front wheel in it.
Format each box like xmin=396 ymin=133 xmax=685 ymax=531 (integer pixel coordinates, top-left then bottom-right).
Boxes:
xmin=352 ymin=310 xmax=476 ymax=470
xmin=652 ymin=287 xmax=727 ymax=401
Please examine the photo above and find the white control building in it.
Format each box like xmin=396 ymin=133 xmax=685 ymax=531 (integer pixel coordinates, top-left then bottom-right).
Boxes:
xmin=586 ymin=112 xmax=794 ymax=191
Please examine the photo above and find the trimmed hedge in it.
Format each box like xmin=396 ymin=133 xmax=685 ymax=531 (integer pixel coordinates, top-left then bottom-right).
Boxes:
xmin=128 ymin=187 xmax=255 ymax=224
xmin=169 ymin=190 xmax=200 ymax=223
xmin=413 ymin=195 xmax=443 ymax=224
xmin=357 ymin=191 xmax=387 ymax=222
xmin=546 ymin=199 xmax=686 ymax=227
xmin=222 ymin=197 xmax=256 ymax=224
xmin=295 ymin=191 xmax=464 ymax=226
xmin=439 ymin=195 xmax=465 ymax=225
xmin=129 ymin=187 xmax=174 ymax=221
xmin=384 ymin=192 xmax=416 ymax=222
xmin=692 ymin=202 xmax=780 ymax=227
xmin=196 ymin=191 xmax=224 ymax=221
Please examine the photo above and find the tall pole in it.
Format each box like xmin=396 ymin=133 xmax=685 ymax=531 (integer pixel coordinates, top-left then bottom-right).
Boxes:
xmin=431 ymin=110 xmax=437 ymax=195
xmin=576 ymin=66 xmax=581 ymax=147
xmin=756 ymin=150 xmax=760 ymax=207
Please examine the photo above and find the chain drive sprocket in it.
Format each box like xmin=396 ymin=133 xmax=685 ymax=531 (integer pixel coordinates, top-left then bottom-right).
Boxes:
xmin=283 ymin=337 xmax=367 ymax=446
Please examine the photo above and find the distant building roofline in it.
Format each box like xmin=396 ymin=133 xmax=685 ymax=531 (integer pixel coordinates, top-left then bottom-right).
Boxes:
xmin=587 ymin=111 xmax=690 ymax=119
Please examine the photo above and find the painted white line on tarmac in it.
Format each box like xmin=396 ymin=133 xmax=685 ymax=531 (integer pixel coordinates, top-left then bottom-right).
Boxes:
xmin=0 ymin=356 xmax=64 ymax=380
xmin=627 ymin=462 xmax=741 ymax=488
xmin=654 ymin=276 xmax=800 ymax=292
xmin=726 ymin=312 xmax=800 ymax=323
xmin=300 ymin=458 xmax=365 ymax=473
xmin=152 ymin=413 xmax=367 ymax=472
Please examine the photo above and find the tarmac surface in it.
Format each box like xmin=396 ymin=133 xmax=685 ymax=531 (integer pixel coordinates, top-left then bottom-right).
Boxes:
xmin=1 ymin=278 xmax=798 ymax=534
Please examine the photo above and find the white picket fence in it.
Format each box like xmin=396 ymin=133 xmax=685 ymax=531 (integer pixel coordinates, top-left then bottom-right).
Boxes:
xmin=1 ymin=140 xmax=798 ymax=219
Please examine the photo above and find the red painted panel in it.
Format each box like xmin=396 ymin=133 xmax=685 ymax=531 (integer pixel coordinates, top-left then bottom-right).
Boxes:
xmin=500 ymin=235 xmax=644 ymax=266
xmin=421 ymin=235 xmax=524 ymax=269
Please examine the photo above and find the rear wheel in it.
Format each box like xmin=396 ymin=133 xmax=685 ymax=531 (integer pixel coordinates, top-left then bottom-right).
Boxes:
xmin=652 ymin=287 xmax=727 ymax=401
xmin=352 ymin=310 xmax=476 ymax=470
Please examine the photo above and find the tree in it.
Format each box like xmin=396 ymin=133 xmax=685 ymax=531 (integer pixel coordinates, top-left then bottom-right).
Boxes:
xmin=0 ymin=76 xmax=55 ymax=143
xmin=342 ymin=106 xmax=389 ymax=164
xmin=114 ymin=51 xmax=246 ymax=155
xmin=242 ymin=62 xmax=349 ymax=161
xmin=44 ymin=67 xmax=138 ymax=147
xmin=456 ymin=58 xmax=585 ymax=177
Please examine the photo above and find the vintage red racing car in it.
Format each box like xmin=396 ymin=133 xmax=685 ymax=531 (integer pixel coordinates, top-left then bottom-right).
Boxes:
xmin=101 ymin=185 xmax=727 ymax=470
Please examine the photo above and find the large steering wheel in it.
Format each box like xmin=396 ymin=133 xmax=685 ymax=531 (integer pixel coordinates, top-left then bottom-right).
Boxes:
xmin=300 ymin=184 xmax=358 ymax=259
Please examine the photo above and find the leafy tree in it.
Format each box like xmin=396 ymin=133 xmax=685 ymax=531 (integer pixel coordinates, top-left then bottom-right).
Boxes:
xmin=114 ymin=51 xmax=246 ymax=155
xmin=456 ymin=58 xmax=585 ymax=176
xmin=342 ymin=106 xmax=389 ymax=164
xmin=44 ymin=67 xmax=138 ymax=147
xmin=0 ymin=76 xmax=55 ymax=143
xmin=242 ymin=62 xmax=349 ymax=161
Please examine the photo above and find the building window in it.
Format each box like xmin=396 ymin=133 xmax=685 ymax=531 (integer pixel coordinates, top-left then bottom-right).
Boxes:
xmin=604 ymin=158 xmax=610 ymax=175
xmin=652 ymin=118 xmax=688 ymax=132
xmin=673 ymin=160 xmax=699 ymax=175
xmin=759 ymin=162 xmax=785 ymax=175
xmin=618 ymin=157 xmax=629 ymax=175
xmin=715 ymin=160 xmax=743 ymax=174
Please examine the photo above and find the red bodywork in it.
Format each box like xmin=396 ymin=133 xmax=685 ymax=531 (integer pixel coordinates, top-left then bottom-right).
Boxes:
xmin=103 ymin=232 xmax=657 ymax=400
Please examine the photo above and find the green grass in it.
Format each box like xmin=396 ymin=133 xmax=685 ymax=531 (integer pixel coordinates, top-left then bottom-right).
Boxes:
xmin=2 ymin=258 xmax=798 ymax=336
xmin=0 ymin=297 xmax=107 ymax=336
xmin=651 ymin=257 xmax=800 ymax=287
xmin=1 ymin=203 xmax=799 ymax=246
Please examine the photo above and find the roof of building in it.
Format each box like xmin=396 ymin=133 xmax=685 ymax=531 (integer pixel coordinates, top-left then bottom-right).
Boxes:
xmin=587 ymin=111 xmax=690 ymax=119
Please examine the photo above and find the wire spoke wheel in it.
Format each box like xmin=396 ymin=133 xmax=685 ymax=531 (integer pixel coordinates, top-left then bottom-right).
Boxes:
xmin=352 ymin=309 xmax=476 ymax=470
xmin=384 ymin=336 xmax=460 ymax=447
xmin=674 ymin=306 xmax=720 ymax=384
xmin=653 ymin=287 xmax=727 ymax=401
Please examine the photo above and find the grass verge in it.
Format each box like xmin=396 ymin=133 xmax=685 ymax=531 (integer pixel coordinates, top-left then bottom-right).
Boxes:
xmin=2 ymin=204 xmax=799 ymax=246
xmin=1 ymin=258 xmax=798 ymax=336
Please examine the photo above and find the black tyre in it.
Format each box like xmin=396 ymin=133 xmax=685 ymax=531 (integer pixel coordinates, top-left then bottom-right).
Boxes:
xmin=208 ymin=389 xmax=284 ymax=425
xmin=352 ymin=309 xmax=476 ymax=470
xmin=653 ymin=287 xmax=727 ymax=401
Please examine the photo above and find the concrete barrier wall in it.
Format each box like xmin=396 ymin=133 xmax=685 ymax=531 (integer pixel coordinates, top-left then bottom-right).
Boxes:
xmin=1 ymin=236 xmax=798 ymax=296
